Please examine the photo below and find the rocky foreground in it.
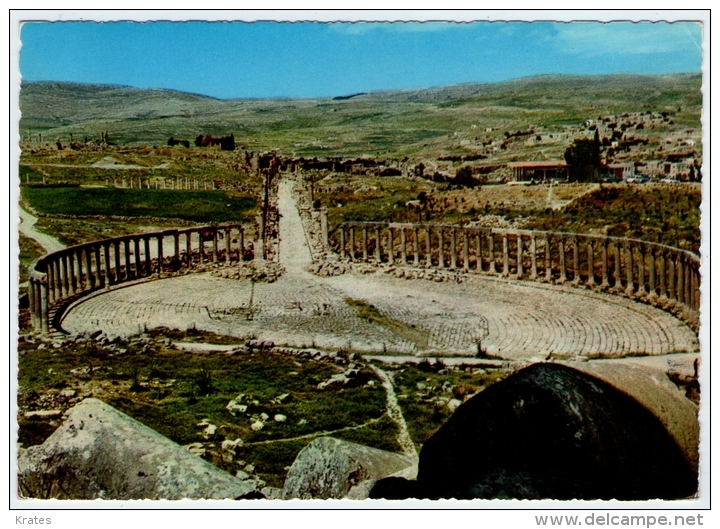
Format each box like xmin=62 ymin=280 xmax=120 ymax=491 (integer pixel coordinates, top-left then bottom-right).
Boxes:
xmin=17 ymin=363 xmax=698 ymax=501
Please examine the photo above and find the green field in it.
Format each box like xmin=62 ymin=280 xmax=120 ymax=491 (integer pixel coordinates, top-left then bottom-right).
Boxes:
xmin=22 ymin=186 xmax=258 ymax=224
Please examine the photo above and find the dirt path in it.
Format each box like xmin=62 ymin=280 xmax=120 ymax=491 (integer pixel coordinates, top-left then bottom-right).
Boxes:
xmin=277 ymin=178 xmax=314 ymax=274
xmin=370 ymin=364 xmax=419 ymax=459
xmin=18 ymin=205 xmax=65 ymax=254
xmin=243 ymin=416 xmax=383 ymax=447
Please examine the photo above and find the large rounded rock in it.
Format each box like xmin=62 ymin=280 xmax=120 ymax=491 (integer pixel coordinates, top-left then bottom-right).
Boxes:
xmin=282 ymin=437 xmax=415 ymax=499
xmin=18 ymin=398 xmax=260 ymax=500
xmin=563 ymin=360 xmax=699 ymax=475
xmin=414 ymin=363 xmax=697 ymax=500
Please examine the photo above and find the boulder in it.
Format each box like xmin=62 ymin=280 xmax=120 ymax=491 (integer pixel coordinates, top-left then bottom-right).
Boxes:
xmin=411 ymin=363 xmax=697 ymax=500
xmin=282 ymin=437 xmax=416 ymax=499
xmin=18 ymin=398 xmax=262 ymax=500
xmin=562 ymin=360 xmax=700 ymax=475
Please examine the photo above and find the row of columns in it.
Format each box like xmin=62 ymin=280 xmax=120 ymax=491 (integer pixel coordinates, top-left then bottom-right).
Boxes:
xmin=108 ymin=177 xmax=217 ymax=190
xmin=336 ymin=224 xmax=701 ymax=312
xmin=28 ymin=224 xmax=246 ymax=333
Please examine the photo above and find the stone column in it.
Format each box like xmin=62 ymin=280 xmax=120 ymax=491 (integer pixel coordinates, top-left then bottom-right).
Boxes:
xmin=46 ymin=260 xmax=55 ymax=304
xmin=529 ymin=233 xmax=538 ymax=280
xmin=61 ymin=254 xmax=70 ymax=297
xmin=600 ymin=239 xmax=609 ymax=289
xmin=501 ymin=232 xmax=509 ymax=277
xmin=134 ymin=238 xmax=142 ymax=277
xmin=35 ymin=279 xmax=44 ymax=330
xmin=558 ymin=237 xmax=566 ymax=283
xmin=320 ymin=208 xmax=329 ymax=247
xmin=113 ymin=242 xmax=122 ymax=283
xmin=186 ymin=231 xmax=193 ymax=266
xmin=54 ymin=259 xmax=64 ymax=300
xmin=39 ymin=279 xmax=49 ymax=334
xmin=400 ymin=227 xmax=407 ymax=265
xmin=212 ymin=228 xmax=219 ymax=264
xmin=363 ymin=226 xmax=369 ymax=261
xmin=76 ymin=249 xmax=85 ymax=291
xmin=340 ymin=228 xmax=346 ymax=259
xmin=34 ymin=279 xmax=42 ymax=329
xmin=487 ymin=232 xmax=496 ymax=274
xmin=375 ymin=227 xmax=382 ymax=262
xmin=349 ymin=227 xmax=355 ymax=262
xmin=586 ymin=240 xmax=595 ymax=286
xmin=648 ymin=248 xmax=657 ymax=297
xmin=144 ymin=237 xmax=152 ymax=276
xmin=637 ymin=245 xmax=646 ymax=294
xmin=475 ymin=232 xmax=482 ymax=272
xmin=683 ymin=257 xmax=692 ymax=306
xmin=625 ymin=243 xmax=635 ymax=296
xmin=658 ymin=250 xmax=667 ymax=298
xmin=544 ymin=235 xmax=552 ymax=282
xmin=571 ymin=237 xmax=580 ymax=285
xmin=157 ymin=234 xmax=164 ymax=274
xmin=103 ymin=243 xmax=112 ymax=286
xmin=414 ymin=226 xmax=420 ymax=266
xmin=29 ymin=279 xmax=36 ymax=329
xmin=516 ymin=234 xmax=524 ymax=278
xmin=613 ymin=243 xmax=621 ymax=291
xmin=426 ymin=227 xmax=432 ymax=267
xmin=676 ymin=255 xmax=685 ymax=303
xmin=238 ymin=227 xmax=245 ymax=261
xmin=124 ymin=240 xmax=132 ymax=280
xmin=437 ymin=228 xmax=444 ymax=268
xmin=28 ymin=278 xmax=36 ymax=329
xmin=668 ymin=252 xmax=676 ymax=300
xmin=68 ymin=250 xmax=81 ymax=292
xmin=94 ymin=246 xmax=102 ymax=286
xmin=462 ymin=230 xmax=469 ymax=271
xmin=388 ymin=227 xmax=394 ymax=264
xmin=450 ymin=228 xmax=457 ymax=269
xmin=225 ymin=228 xmax=231 ymax=265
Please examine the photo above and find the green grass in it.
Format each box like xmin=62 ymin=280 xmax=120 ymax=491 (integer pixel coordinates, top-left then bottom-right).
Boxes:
xmin=346 ymin=298 xmax=430 ymax=349
xmin=18 ymin=233 xmax=45 ymax=283
xmin=22 ymin=186 xmax=257 ymax=223
xmin=522 ymin=184 xmax=702 ymax=253
xmin=17 ymin=329 xmax=395 ymax=489
xmin=31 ymin=216 xmax=198 ymax=247
xmin=317 ymin=175 xmax=434 ymax=229
xmin=388 ymin=360 xmax=511 ymax=449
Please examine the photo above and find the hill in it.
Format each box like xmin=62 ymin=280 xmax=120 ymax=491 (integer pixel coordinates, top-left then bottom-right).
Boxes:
xmin=19 ymin=73 xmax=702 ymax=159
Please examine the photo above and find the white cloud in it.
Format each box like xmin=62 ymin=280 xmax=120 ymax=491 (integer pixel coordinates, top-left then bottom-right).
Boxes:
xmin=552 ymin=21 xmax=702 ymax=56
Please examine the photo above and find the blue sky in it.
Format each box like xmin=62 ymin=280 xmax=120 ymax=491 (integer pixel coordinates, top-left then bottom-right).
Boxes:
xmin=19 ymin=19 xmax=703 ymax=99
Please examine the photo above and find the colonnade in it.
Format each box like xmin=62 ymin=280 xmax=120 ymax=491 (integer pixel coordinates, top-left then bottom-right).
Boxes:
xmin=28 ymin=223 xmax=246 ymax=333
xmin=109 ymin=177 xmax=216 ymax=190
xmin=334 ymin=222 xmax=701 ymax=325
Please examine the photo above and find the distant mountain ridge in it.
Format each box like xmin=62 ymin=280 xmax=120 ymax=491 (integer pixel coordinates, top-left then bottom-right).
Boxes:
xmin=18 ymin=73 xmax=702 ymax=157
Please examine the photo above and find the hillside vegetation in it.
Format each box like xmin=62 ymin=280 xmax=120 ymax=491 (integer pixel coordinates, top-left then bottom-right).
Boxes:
xmin=20 ymin=74 xmax=702 ymax=160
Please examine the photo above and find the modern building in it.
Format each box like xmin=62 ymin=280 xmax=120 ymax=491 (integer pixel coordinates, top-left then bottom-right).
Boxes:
xmin=507 ymin=161 xmax=569 ymax=182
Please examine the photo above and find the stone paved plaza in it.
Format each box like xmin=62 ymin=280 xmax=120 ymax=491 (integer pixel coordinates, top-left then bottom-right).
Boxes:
xmin=60 ymin=180 xmax=699 ymax=360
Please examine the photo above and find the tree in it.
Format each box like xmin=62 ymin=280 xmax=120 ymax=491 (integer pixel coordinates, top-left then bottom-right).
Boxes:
xmin=564 ymin=130 xmax=601 ymax=182
xmin=453 ymin=166 xmax=481 ymax=188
